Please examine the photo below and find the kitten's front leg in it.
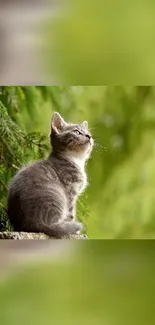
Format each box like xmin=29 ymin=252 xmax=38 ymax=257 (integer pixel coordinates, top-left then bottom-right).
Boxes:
xmin=67 ymin=204 xmax=76 ymax=221
xmin=67 ymin=200 xmax=84 ymax=235
xmin=67 ymin=205 xmax=83 ymax=235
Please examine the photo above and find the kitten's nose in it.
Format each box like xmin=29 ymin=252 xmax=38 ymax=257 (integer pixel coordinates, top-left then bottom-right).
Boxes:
xmin=85 ymin=134 xmax=91 ymax=139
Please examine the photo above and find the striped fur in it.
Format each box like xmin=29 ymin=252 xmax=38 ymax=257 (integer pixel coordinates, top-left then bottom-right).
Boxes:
xmin=7 ymin=112 xmax=94 ymax=238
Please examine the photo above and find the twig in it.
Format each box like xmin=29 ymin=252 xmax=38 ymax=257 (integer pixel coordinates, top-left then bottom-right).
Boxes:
xmin=0 ymin=178 xmax=8 ymax=192
xmin=12 ymin=164 xmax=19 ymax=170
xmin=0 ymin=135 xmax=14 ymax=157
xmin=21 ymin=134 xmax=42 ymax=148
xmin=0 ymin=202 xmax=7 ymax=213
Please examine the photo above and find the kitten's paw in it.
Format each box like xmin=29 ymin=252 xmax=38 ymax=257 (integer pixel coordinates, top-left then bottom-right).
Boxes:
xmin=66 ymin=214 xmax=74 ymax=221
xmin=71 ymin=221 xmax=84 ymax=233
xmin=75 ymin=225 xmax=86 ymax=235
xmin=80 ymin=234 xmax=89 ymax=239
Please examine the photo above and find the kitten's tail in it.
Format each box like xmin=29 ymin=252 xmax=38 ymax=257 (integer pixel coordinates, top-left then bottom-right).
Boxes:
xmin=40 ymin=221 xmax=83 ymax=238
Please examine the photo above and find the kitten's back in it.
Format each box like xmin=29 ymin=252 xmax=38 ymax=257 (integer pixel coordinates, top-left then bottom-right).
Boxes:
xmin=8 ymin=159 xmax=83 ymax=237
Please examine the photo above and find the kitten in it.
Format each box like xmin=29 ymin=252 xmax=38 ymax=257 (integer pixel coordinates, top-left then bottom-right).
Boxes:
xmin=7 ymin=112 xmax=94 ymax=238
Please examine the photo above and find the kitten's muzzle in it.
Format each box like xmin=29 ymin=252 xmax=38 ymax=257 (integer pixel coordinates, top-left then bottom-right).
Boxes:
xmin=85 ymin=135 xmax=93 ymax=146
xmin=84 ymin=134 xmax=92 ymax=144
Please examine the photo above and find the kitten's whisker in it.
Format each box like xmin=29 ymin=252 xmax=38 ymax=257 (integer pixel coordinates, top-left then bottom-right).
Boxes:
xmin=89 ymin=127 xmax=97 ymax=131
xmin=94 ymin=142 xmax=107 ymax=151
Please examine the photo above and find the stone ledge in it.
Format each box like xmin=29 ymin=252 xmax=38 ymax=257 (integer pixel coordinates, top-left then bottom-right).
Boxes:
xmin=0 ymin=231 xmax=88 ymax=240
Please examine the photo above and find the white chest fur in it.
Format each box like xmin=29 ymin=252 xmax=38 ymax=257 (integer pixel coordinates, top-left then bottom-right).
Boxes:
xmin=73 ymin=168 xmax=87 ymax=196
xmin=67 ymin=153 xmax=88 ymax=196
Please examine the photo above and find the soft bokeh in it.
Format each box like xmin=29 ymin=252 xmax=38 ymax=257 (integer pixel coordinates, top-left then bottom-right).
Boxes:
xmin=1 ymin=1 xmax=155 ymax=83
xmin=0 ymin=240 xmax=155 ymax=325
xmin=44 ymin=0 xmax=155 ymax=83
xmin=0 ymin=0 xmax=60 ymax=84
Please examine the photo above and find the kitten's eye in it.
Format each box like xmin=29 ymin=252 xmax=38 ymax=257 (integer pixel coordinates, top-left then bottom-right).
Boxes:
xmin=73 ymin=129 xmax=81 ymax=135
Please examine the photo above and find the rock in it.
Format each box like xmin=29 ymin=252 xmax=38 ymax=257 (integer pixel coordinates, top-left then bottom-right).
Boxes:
xmin=0 ymin=231 xmax=88 ymax=240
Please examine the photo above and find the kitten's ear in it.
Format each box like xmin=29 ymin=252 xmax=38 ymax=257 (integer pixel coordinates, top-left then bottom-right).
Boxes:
xmin=51 ymin=112 xmax=67 ymax=134
xmin=81 ymin=121 xmax=88 ymax=129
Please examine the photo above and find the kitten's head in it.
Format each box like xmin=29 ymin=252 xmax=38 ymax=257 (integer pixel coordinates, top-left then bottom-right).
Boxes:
xmin=50 ymin=112 xmax=94 ymax=161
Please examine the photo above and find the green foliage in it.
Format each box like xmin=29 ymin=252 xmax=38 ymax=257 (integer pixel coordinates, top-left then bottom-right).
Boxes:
xmin=0 ymin=87 xmax=49 ymax=231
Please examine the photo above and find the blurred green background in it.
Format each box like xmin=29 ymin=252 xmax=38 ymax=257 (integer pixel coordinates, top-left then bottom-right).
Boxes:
xmin=44 ymin=0 xmax=155 ymax=84
xmin=1 ymin=86 xmax=155 ymax=238
xmin=0 ymin=241 xmax=155 ymax=325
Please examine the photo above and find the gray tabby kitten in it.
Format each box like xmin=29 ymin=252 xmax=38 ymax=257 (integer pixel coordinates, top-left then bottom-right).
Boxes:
xmin=7 ymin=112 xmax=94 ymax=238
